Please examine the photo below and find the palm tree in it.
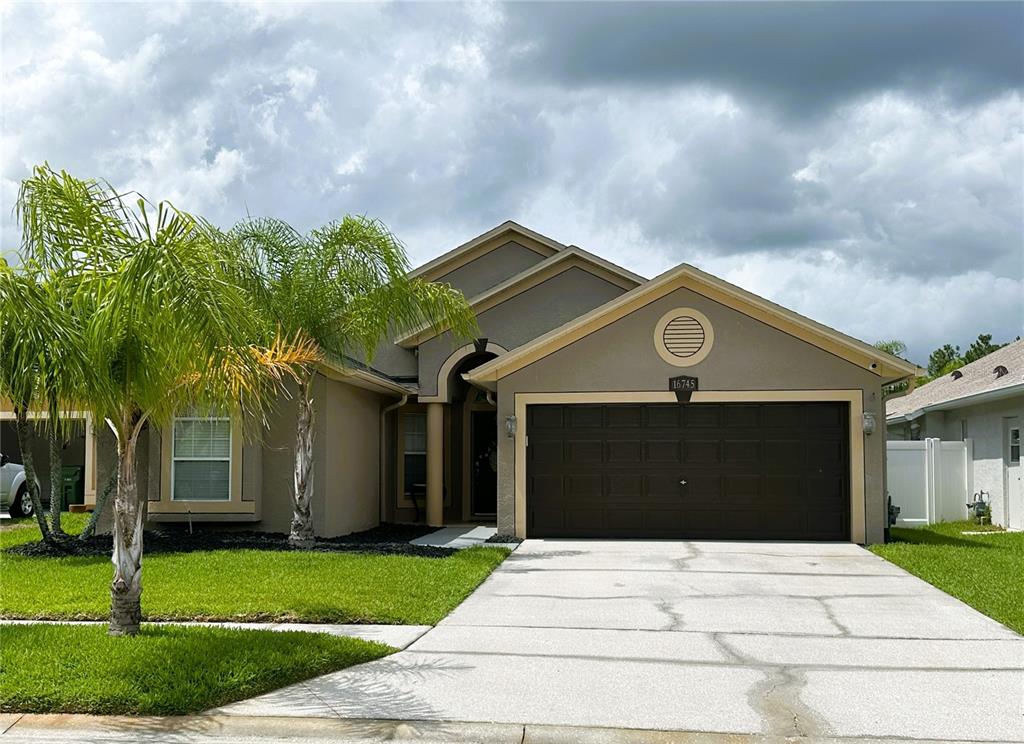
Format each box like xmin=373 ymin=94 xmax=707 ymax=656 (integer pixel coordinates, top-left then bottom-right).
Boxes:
xmin=15 ymin=165 xmax=317 ymax=635
xmin=227 ymin=217 xmax=478 ymax=546
xmin=0 ymin=259 xmax=84 ymax=540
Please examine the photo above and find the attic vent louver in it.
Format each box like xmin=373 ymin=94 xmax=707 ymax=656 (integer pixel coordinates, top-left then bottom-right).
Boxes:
xmin=950 ymin=370 xmax=964 ymax=379
xmin=994 ymin=365 xmax=1009 ymax=378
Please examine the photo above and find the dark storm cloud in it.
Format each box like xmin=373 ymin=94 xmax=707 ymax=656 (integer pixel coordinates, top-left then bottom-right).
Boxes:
xmin=502 ymin=2 xmax=1024 ymax=113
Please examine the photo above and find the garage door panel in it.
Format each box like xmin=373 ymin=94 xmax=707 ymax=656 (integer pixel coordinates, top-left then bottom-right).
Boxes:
xmin=806 ymin=439 xmax=845 ymax=468
xmin=723 ymin=474 xmax=761 ymax=500
xmin=645 ymin=405 xmax=681 ymax=428
xmin=723 ymin=404 xmax=761 ymax=428
xmin=761 ymin=404 xmax=805 ymax=428
xmin=565 ymin=474 xmax=602 ymax=498
xmin=641 ymin=509 xmax=685 ymax=531
xmin=606 ymin=406 xmax=643 ymax=428
xmin=645 ymin=440 xmax=682 ymax=463
xmin=647 ymin=473 xmax=685 ymax=498
xmin=683 ymin=406 xmax=721 ymax=428
xmin=723 ymin=440 xmax=761 ymax=463
xmin=683 ymin=440 xmax=721 ymax=463
xmin=607 ymin=439 xmax=642 ymax=463
xmin=567 ymin=440 xmax=603 ymax=463
xmin=764 ymin=440 xmax=802 ymax=467
xmin=530 ymin=406 xmax=565 ymax=430
xmin=607 ymin=474 xmax=644 ymax=498
xmin=530 ymin=475 xmax=563 ymax=499
xmin=527 ymin=403 xmax=849 ymax=540
xmin=568 ymin=406 xmax=603 ymax=428
xmin=529 ymin=442 xmax=564 ymax=465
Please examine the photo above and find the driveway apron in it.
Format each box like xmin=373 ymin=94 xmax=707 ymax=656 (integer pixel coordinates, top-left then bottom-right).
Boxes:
xmin=218 ymin=540 xmax=1024 ymax=741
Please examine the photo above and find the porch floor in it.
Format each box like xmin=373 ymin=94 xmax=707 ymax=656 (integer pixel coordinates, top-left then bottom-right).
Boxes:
xmin=410 ymin=525 xmax=501 ymax=549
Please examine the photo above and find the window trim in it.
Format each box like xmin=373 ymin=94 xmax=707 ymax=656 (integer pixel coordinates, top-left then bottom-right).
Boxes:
xmin=170 ymin=416 xmax=233 ymax=502
xmin=154 ymin=416 xmax=251 ymax=515
xmin=397 ymin=407 xmax=427 ymax=508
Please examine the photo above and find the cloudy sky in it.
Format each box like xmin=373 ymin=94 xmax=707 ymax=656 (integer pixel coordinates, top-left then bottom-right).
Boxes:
xmin=2 ymin=1 xmax=1021 ymax=364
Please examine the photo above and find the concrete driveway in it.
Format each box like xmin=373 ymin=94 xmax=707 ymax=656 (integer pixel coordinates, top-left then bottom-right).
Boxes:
xmin=222 ymin=540 xmax=1024 ymax=741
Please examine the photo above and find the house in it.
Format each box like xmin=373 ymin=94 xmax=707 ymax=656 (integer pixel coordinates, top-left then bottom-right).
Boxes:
xmin=5 ymin=222 xmax=918 ymax=543
xmin=887 ymin=339 xmax=1024 ymax=530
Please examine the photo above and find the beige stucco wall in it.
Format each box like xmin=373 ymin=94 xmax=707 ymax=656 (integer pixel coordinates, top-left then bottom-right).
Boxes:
xmin=494 ymin=284 xmax=888 ymax=543
xmin=255 ymin=375 xmax=386 ymax=536
xmin=419 ymin=267 xmax=629 ymax=398
xmin=436 ymin=240 xmax=549 ymax=298
xmin=316 ymin=377 xmax=384 ymax=536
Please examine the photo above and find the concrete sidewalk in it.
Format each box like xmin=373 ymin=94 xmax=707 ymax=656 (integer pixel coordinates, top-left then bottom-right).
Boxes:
xmin=5 ymin=713 xmax=1022 ymax=744
xmin=0 ymin=620 xmax=429 ymax=650
xmin=219 ymin=539 xmax=1024 ymax=742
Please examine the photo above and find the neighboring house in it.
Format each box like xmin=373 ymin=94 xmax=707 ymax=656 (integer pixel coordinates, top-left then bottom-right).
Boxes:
xmin=2 ymin=222 xmax=918 ymax=543
xmin=887 ymin=339 xmax=1024 ymax=530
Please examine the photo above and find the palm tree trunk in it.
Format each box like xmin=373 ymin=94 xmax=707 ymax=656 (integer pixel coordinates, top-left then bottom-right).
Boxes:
xmin=14 ymin=407 xmax=51 ymax=542
xmin=80 ymin=466 xmax=117 ymax=541
xmin=47 ymin=429 xmax=64 ymax=536
xmin=289 ymin=375 xmax=315 ymax=547
xmin=109 ymin=435 xmax=144 ymax=636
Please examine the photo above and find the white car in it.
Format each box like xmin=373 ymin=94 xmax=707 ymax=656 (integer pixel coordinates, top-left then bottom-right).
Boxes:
xmin=0 ymin=452 xmax=43 ymax=517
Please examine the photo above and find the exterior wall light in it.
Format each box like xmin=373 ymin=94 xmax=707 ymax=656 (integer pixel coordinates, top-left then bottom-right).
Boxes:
xmin=862 ymin=412 xmax=876 ymax=435
xmin=505 ymin=415 xmax=517 ymax=438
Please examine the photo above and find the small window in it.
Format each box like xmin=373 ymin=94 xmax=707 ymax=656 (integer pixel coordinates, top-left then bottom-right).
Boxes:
xmin=402 ymin=413 xmax=427 ymax=497
xmin=172 ymin=417 xmax=232 ymax=501
xmin=1011 ymin=427 xmax=1021 ymax=465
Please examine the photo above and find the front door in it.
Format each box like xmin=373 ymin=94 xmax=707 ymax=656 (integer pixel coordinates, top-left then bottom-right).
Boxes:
xmin=1005 ymin=418 xmax=1021 ymax=530
xmin=470 ymin=410 xmax=498 ymax=516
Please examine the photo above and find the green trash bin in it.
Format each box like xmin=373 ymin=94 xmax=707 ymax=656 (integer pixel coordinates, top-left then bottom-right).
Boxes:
xmin=61 ymin=467 xmax=84 ymax=510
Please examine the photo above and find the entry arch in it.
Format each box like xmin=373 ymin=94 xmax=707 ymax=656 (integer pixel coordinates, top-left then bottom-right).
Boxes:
xmin=420 ymin=341 xmax=508 ymax=404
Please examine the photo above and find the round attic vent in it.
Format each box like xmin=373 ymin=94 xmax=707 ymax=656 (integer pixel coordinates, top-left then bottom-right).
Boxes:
xmin=951 ymin=370 xmax=964 ymax=379
xmin=994 ymin=365 xmax=1009 ymax=378
xmin=654 ymin=308 xmax=714 ymax=367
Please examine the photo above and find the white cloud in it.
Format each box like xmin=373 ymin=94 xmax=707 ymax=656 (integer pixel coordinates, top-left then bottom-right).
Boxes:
xmin=1 ymin=2 xmax=1019 ymax=362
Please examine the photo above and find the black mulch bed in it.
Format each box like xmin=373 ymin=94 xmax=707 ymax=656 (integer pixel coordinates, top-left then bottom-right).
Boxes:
xmin=6 ymin=523 xmax=459 ymax=559
xmin=486 ymin=533 xmax=523 ymax=544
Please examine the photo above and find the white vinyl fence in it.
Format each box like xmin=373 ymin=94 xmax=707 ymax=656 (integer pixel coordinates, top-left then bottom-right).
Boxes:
xmin=887 ymin=439 xmax=972 ymax=526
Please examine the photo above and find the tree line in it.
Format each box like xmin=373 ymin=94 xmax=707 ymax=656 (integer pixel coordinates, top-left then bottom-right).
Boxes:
xmin=875 ymin=333 xmax=1017 ymax=393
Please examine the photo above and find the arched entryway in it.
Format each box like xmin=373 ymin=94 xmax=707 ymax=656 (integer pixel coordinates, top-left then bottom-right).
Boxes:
xmin=446 ymin=350 xmax=499 ymax=520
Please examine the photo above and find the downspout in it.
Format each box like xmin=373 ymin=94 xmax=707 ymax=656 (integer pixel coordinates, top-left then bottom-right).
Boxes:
xmin=380 ymin=394 xmax=408 ymax=523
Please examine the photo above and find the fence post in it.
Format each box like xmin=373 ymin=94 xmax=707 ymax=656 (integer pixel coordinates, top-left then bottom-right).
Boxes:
xmin=925 ymin=438 xmax=938 ymax=524
xmin=964 ymin=438 xmax=974 ymax=510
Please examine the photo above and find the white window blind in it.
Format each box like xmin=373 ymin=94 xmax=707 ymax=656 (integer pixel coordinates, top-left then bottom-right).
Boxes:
xmin=172 ymin=418 xmax=231 ymax=501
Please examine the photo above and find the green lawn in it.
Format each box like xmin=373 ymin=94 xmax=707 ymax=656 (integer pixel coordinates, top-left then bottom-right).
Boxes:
xmin=0 ymin=623 xmax=391 ymax=715
xmin=0 ymin=517 xmax=508 ymax=624
xmin=870 ymin=521 xmax=1024 ymax=634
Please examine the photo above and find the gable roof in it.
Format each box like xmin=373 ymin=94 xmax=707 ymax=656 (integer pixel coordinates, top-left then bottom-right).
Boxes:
xmin=887 ymin=339 xmax=1024 ymax=421
xmin=410 ymin=221 xmax=566 ymax=282
xmin=396 ymin=245 xmax=645 ymax=348
xmin=466 ymin=261 xmax=921 ymax=386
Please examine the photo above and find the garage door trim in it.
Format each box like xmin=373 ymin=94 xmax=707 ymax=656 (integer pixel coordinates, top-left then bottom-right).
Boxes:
xmin=514 ymin=390 xmax=865 ymax=542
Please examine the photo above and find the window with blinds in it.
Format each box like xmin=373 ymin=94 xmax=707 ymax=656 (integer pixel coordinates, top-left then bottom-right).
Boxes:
xmin=172 ymin=418 xmax=232 ymax=501
xmin=402 ymin=412 xmax=426 ymax=498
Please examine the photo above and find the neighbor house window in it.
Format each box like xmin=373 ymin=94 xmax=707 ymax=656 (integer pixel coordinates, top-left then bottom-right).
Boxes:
xmin=1011 ymin=428 xmax=1021 ymax=465
xmin=172 ymin=417 xmax=231 ymax=501
xmin=402 ymin=412 xmax=426 ymax=497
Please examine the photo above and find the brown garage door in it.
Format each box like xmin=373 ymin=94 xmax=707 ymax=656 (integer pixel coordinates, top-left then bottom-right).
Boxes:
xmin=526 ymin=402 xmax=849 ymax=540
